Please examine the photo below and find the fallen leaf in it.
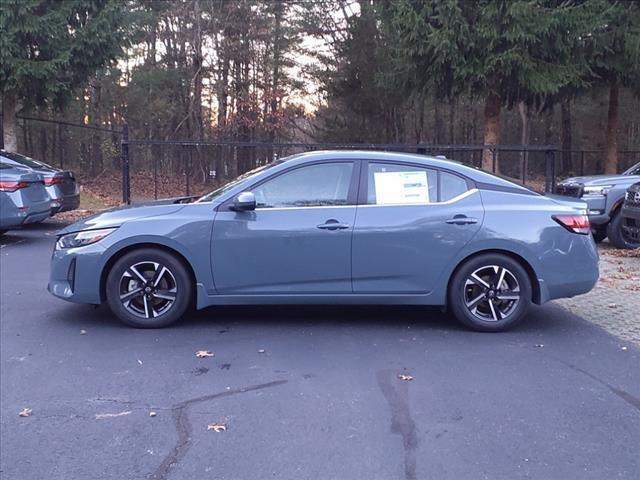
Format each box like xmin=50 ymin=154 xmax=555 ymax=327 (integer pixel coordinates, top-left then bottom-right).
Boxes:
xmin=398 ymin=374 xmax=413 ymax=381
xmin=621 ymin=346 xmax=628 ymax=351
xmin=18 ymin=408 xmax=32 ymax=417
xmin=608 ymin=303 xmax=617 ymax=309
xmin=196 ymin=350 xmax=214 ymax=358
xmin=258 ymin=349 xmax=266 ymax=354
xmin=80 ymin=329 xmax=87 ymax=335
xmin=534 ymin=344 xmax=544 ymax=348
xmin=207 ymin=422 xmax=227 ymax=432
xmin=149 ymin=411 xmax=157 ymax=417
xmin=137 ymin=359 xmax=143 ymax=365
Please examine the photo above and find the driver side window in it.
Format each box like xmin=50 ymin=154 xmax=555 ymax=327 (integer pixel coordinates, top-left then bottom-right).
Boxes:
xmin=252 ymin=162 xmax=354 ymax=208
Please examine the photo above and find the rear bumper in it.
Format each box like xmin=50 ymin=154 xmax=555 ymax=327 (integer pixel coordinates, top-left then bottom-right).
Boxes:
xmin=0 ymin=206 xmax=51 ymax=229
xmin=538 ymin=233 xmax=599 ymax=303
xmin=51 ymin=193 xmax=80 ymax=214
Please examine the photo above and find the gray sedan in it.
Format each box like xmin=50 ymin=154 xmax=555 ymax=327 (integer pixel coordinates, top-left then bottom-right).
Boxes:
xmin=0 ymin=163 xmax=51 ymax=234
xmin=0 ymin=150 xmax=80 ymax=214
xmin=49 ymin=151 xmax=599 ymax=332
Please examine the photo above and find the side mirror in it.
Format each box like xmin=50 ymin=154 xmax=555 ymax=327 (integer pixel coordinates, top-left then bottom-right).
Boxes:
xmin=232 ymin=191 xmax=256 ymax=211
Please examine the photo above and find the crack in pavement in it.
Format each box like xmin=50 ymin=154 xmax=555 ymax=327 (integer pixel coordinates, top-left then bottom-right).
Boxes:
xmin=562 ymin=362 xmax=640 ymax=412
xmin=377 ymin=370 xmax=418 ymax=480
xmin=149 ymin=379 xmax=287 ymax=480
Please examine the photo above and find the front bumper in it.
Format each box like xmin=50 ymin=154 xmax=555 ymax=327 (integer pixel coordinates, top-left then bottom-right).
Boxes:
xmin=48 ymin=242 xmax=105 ymax=304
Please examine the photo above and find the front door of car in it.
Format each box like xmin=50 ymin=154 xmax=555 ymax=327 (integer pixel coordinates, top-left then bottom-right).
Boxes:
xmin=352 ymin=161 xmax=484 ymax=293
xmin=211 ymin=161 xmax=358 ymax=294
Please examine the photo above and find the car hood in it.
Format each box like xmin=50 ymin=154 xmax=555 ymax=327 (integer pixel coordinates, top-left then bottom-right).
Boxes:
xmin=58 ymin=204 xmax=186 ymax=235
xmin=560 ymin=174 xmax=640 ymax=186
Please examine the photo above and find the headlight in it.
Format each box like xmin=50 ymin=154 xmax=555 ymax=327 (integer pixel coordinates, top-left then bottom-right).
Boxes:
xmin=56 ymin=228 xmax=117 ymax=250
xmin=582 ymin=185 xmax=612 ymax=196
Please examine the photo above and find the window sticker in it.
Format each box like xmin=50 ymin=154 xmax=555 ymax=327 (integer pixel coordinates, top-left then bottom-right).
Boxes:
xmin=373 ymin=170 xmax=429 ymax=204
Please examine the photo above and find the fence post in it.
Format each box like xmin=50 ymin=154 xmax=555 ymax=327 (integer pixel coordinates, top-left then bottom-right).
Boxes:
xmin=545 ymin=149 xmax=556 ymax=193
xmin=491 ymin=148 xmax=497 ymax=173
xmin=121 ymin=123 xmax=130 ymax=205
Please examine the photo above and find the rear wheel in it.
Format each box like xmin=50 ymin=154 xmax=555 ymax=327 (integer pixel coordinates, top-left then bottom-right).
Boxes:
xmin=448 ymin=254 xmax=532 ymax=332
xmin=607 ymin=212 xmax=640 ymax=249
xmin=106 ymin=248 xmax=193 ymax=328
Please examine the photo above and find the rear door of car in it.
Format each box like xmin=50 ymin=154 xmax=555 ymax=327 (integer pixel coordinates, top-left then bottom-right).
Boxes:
xmin=352 ymin=160 xmax=484 ymax=294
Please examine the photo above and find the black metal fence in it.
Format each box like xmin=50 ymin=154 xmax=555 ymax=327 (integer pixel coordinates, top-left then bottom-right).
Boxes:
xmin=11 ymin=116 xmax=640 ymax=205
xmin=120 ymin=132 xmax=561 ymax=204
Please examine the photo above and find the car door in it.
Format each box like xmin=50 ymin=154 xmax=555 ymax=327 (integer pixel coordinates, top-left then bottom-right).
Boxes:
xmin=352 ymin=161 xmax=484 ymax=293
xmin=211 ymin=160 xmax=359 ymax=294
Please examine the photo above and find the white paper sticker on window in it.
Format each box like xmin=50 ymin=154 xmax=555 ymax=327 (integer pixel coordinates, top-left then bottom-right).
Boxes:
xmin=373 ymin=171 xmax=429 ymax=204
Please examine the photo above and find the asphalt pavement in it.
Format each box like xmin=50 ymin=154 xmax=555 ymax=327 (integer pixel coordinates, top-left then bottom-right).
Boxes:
xmin=1 ymin=221 xmax=639 ymax=480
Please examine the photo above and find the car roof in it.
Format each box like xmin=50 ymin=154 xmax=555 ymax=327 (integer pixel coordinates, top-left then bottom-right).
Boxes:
xmin=278 ymin=150 xmax=532 ymax=193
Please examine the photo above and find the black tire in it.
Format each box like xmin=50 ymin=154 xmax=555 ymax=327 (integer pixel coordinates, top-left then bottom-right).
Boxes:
xmin=105 ymin=248 xmax=193 ymax=328
xmin=591 ymin=228 xmax=607 ymax=243
xmin=607 ymin=211 xmax=640 ymax=249
xmin=448 ymin=253 xmax=532 ymax=332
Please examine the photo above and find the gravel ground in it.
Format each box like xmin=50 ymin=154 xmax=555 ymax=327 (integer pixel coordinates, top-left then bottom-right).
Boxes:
xmin=556 ymin=244 xmax=640 ymax=346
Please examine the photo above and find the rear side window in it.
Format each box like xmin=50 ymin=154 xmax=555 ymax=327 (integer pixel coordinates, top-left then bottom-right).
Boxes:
xmin=366 ymin=163 xmax=468 ymax=204
xmin=367 ymin=163 xmax=438 ymax=204
xmin=439 ymin=171 xmax=468 ymax=201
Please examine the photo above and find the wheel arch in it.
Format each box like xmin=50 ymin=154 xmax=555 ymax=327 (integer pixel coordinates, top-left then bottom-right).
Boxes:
xmin=99 ymin=242 xmax=197 ymax=302
xmin=446 ymin=249 xmax=541 ymax=305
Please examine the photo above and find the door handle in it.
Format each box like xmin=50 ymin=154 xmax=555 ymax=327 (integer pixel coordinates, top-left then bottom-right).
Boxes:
xmin=317 ymin=219 xmax=350 ymax=231
xmin=445 ymin=215 xmax=478 ymax=225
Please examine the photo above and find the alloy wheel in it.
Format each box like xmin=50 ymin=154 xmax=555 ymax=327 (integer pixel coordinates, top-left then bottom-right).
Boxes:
xmin=463 ymin=265 xmax=521 ymax=322
xmin=119 ymin=261 xmax=178 ymax=319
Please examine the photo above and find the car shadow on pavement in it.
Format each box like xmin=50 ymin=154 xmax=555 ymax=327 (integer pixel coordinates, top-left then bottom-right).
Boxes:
xmin=53 ymin=301 xmax=571 ymax=336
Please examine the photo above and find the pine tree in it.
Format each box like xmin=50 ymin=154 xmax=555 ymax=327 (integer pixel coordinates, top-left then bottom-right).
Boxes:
xmin=0 ymin=0 xmax=135 ymax=151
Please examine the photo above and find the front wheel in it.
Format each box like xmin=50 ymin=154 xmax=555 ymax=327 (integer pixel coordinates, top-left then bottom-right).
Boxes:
xmin=105 ymin=248 xmax=193 ymax=328
xmin=448 ymin=254 xmax=532 ymax=332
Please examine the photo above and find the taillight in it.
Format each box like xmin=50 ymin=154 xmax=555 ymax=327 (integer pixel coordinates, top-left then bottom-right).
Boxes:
xmin=44 ymin=177 xmax=64 ymax=186
xmin=0 ymin=181 xmax=30 ymax=192
xmin=553 ymin=214 xmax=590 ymax=235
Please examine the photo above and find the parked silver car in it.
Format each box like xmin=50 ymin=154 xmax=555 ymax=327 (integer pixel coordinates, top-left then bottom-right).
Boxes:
xmin=556 ymin=162 xmax=640 ymax=245
xmin=0 ymin=150 xmax=80 ymax=214
xmin=0 ymin=163 xmax=51 ymax=234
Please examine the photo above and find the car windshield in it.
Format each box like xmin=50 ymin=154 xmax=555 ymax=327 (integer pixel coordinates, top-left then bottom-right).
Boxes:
xmin=623 ymin=162 xmax=640 ymax=175
xmin=0 ymin=151 xmax=52 ymax=169
xmin=196 ymin=159 xmax=284 ymax=203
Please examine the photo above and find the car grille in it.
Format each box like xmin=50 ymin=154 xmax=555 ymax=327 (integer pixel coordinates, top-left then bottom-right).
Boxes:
xmin=556 ymin=184 xmax=582 ymax=197
xmin=624 ymin=189 xmax=640 ymax=206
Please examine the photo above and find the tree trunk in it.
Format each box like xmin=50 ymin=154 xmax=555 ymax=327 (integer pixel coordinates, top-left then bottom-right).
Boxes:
xmin=560 ymin=98 xmax=572 ymax=173
xmin=2 ymin=91 xmax=18 ymax=152
xmin=605 ymin=80 xmax=619 ymax=174
xmin=482 ymin=92 xmax=501 ymax=171
xmin=518 ymin=101 xmax=530 ymax=178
